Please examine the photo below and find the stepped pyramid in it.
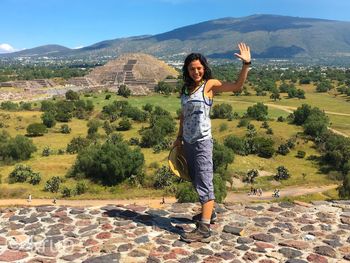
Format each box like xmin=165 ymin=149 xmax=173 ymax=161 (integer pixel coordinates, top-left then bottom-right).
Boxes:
xmin=88 ymin=53 xmax=179 ymax=95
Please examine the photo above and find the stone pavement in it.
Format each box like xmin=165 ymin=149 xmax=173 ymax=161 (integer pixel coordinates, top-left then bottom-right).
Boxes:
xmin=0 ymin=200 xmax=349 ymax=262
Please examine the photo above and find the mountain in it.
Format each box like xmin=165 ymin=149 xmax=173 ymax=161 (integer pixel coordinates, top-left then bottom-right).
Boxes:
xmin=3 ymin=44 xmax=72 ymax=57
xmin=3 ymin=15 xmax=350 ymax=61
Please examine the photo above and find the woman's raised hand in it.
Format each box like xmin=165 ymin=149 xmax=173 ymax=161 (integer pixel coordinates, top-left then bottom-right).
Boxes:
xmin=234 ymin=42 xmax=251 ymax=63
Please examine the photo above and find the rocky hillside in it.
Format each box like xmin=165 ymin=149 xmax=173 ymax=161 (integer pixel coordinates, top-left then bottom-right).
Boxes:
xmin=3 ymin=15 xmax=350 ymax=61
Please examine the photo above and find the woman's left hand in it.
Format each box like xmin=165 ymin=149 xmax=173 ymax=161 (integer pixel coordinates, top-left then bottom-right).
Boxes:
xmin=234 ymin=42 xmax=251 ymax=63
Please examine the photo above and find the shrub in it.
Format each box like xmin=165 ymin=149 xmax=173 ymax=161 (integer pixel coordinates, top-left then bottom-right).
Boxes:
xmin=244 ymin=169 xmax=259 ymax=184
xmin=42 ymin=146 xmax=51 ymax=157
xmin=28 ymin=172 xmax=41 ymax=185
xmin=296 ymin=150 xmax=306 ymax=158
xmin=75 ymin=181 xmax=87 ymax=195
xmin=274 ymin=166 xmax=290 ymax=181
xmin=117 ymin=117 xmax=132 ymax=131
xmin=8 ymin=164 xmax=41 ymax=185
xmin=44 ymin=176 xmax=61 ymax=193
xmin=41 ymin=112 xmax=56 ymax=128
xmin=65 ymin=90 xmax=79 ymax=100
xmin=219 ymin=123 xmax=228 ymax=132
xmin=176 ymin=182 xmax=199 ymax=203
xmin=237 ymin=118 xmax=249 ymax=128
xmin=212 ymin=103 xmax=233 ymax=119
xmin=66 ymin=137 xmax=90 ymax=154
xmin=246 ymin=102 xmax=268 ymax=121
xmin=69 ymin=140 xmax=144 ymax=186
xmin=61 ymin=186 xmax=72 ymax=197
xmin=105 ymin=94 xmax=111 ymax=100
xmin=9 ymin=164 xmax=31 ymax=183
xmin=4 ymin=135 xmax=37 ymax=161
xmin=26 ymin=123 xmax=48 ymax=137
xmin=277 ymin=144 xmax=290 ymax=156
xmin=118 ymin=85 xmax=131 ymax=97
xmin=60 ymin=124 xmax=71 ymax=134
xmin=153 ymin=165 xmax=176 ymax=189
xmin=224 ymin=135 xmax=246 ymax=155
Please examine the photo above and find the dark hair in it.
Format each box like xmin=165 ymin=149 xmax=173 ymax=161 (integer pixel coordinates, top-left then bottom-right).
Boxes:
xmin=181 ymin=53 xmax=212 ymax=95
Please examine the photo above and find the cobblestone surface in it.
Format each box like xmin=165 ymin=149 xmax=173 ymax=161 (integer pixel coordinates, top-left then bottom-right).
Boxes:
xmin=0 ymin=201 xmax=349 ymax=262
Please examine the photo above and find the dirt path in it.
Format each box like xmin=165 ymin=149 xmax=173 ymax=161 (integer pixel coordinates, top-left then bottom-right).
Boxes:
xmin=0 ymin=185 xmax=338 ymax=208
xmin=224 ymin=184 xmax=338 ymax=203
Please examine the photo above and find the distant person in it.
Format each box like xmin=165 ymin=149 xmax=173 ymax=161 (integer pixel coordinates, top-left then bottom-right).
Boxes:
xmin=27 ymin=194 xmax=32 ymax=202
xmin=174 ymin=43 xmax=251 ymax=243
xmin=53 ymin=197 xmax=57 ymax=204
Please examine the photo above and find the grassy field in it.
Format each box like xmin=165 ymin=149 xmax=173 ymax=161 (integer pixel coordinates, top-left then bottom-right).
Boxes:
xmin=0 ymin=86 xmax=347 ymax=200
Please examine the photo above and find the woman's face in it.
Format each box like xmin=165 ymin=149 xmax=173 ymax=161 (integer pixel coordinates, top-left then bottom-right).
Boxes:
xmin=187 ymin=59 xmax=205 ymax=85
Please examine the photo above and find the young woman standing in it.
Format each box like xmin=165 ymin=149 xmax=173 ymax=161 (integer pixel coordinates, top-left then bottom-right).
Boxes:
xmin=174 ymin=43 xmax=251 ymax=243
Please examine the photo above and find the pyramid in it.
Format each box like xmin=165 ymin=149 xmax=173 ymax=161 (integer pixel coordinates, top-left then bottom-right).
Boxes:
xmin=88 ymin=53 xmax=179 ymax=95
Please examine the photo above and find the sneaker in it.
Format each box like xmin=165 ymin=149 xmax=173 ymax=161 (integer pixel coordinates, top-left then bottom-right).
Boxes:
xmin=180 ymin=222 xmax=212 ymax=243
xmin=192 ymin=210 xmax=217 ymax=224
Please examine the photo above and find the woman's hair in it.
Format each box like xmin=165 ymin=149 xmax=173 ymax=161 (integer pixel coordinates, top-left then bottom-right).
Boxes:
xmin=181 ymin=53 xmax=212 ymax=94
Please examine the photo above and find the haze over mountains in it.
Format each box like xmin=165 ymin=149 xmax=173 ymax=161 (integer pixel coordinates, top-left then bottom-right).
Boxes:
xmin=3 ymin=14 xmax=350 ymax=61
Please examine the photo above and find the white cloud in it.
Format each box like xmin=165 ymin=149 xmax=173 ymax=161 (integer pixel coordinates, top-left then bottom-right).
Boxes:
xmin=0 ymin=43 xmax=16 ymax=53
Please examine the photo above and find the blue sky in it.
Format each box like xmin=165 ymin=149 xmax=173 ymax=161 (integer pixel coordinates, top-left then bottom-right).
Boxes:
xmin=1 ymin=0 xmax=350 ymax=53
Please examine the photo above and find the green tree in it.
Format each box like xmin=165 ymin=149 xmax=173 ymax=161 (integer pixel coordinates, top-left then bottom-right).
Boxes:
xmin=26 ymin=123 xmax=48 ymax=136
xmin=44 ymin=176 xmax=62 ymax=193
xmin=118 ymin=85 xmax=131 ymax=98
xmin=66 ymin=136 xmax=90 ymax=154
xmin=244 ymin=169 xmax=259 ymax=184
xmin=41 ymin=112 xmax=56 ymax=128
xmin=338 ymin=173 xmax=350 ymax=199
xmin=155 ymin=81 xmax=173 ymax=95
xmin=212 ymin=103 xmax=233 ymax=119
xmin=246 ymin=102 xmax=268 ymax=121
xmin=274 ymin=166 xmax=290 ymax=181
xmin=69 ymin=140 xmax=144 ymax=186
xmin=4 ymin=135 xmax=37 ymax=161
xmin=65 ymin=90 xmax=80 ymax=100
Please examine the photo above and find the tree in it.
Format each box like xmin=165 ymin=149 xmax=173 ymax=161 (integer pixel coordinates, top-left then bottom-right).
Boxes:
xmin=26 ymin=123 xmax=48 ymax=136
xmin=252 ymin=136 xmax=275 ymax=158
xmin=69 ymin=140 xmax=144 ymax=186
xmin=44 ymin=176 xmax=62 ymax=193
xmin=155 ymin=81 xmax=173 ymax=95
xmin=212 ymin=103 xmax=233 ymax=119
xmin=274 ymin=166 xmax=290 ymax=181
xmin=270 ymin=89 xmax=280 ymax=101
xmin=213 ymin=141 xmax=234 ymax=172
xmin=118 ymin=85 xmax=131 ymax=98
xmin=244 ymin=169 xmax=259 ymax=184
xmin=41 ymin=112 xmax=56 ymax=128
xmin=293 ymin=104 xmax=312 ymax=125
xmin=65 ymin=90 xmax=80 ymax=100
xmin=66 ymin=136 xmax=90 ymax=154
xmin=277 ymin=143 xmax=290 ymax=156
xmin=303 ymin=109 xmax=329 ymax=137
xmin=8 ymin=164 xmax=41 ymax=185
xmin=117 ymin=117 xmax=132 ymax=131
xmin=4 ymin=135 xmax=37 ymax=161
xmin=224 ymin=135 xmax=246 ymax=155
xmin=338 ymin=173 xmax=350 ymax=199
xmin=246 ymin=102 xmax=268 ymax=121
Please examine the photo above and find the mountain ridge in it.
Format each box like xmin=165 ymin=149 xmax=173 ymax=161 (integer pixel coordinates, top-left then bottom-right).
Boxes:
xmin=2 ymin=14 xmax=350 ymax=61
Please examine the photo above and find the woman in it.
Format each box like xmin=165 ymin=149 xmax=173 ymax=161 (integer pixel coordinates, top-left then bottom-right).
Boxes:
xmin=174 ymin=43 xmax=251 ymax=243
